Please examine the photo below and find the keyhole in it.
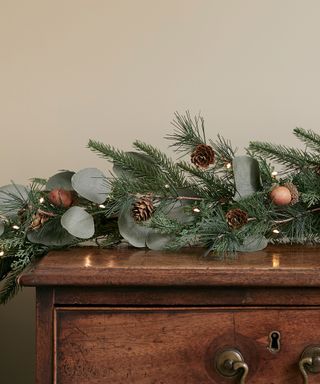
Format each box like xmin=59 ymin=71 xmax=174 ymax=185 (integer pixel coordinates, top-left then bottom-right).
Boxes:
xmin=269 ymin=331 xmax=281 ymax=352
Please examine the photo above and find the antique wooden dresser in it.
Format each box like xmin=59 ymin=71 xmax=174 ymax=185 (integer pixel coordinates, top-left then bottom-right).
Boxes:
xmin=19 ymin=245 xmax=320 ymax=384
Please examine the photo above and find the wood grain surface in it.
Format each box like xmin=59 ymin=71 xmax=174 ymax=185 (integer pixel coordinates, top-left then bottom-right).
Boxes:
xmin=19 ymin=246 xmax=320 ymax=384
xmin=36 ymin=289 xmax=54 ymax=384
xmin=55 ymin=307 xmax=320 ymax=384
xmin=54 ymin=286 xmax=320 ymax=306
xmin=19 ymin=245 xmax=320 ymax=287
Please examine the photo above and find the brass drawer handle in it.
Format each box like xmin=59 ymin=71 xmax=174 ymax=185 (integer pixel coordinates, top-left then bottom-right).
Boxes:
xmin=299 ymin=346 xmax=320 ymax=384
xmin=215 ymin=349 xmax=249 ymax=384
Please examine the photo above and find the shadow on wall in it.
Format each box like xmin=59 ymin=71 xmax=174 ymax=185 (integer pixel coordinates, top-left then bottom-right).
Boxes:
xmin=0 ymin=288 xmax=35 ymax=384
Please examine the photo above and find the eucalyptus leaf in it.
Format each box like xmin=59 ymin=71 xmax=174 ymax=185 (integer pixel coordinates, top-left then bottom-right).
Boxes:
xmin=27 ymin=219 xmax=76 ymax=246
xmin=112 ymin=151 xmax=154 ymax=179
xmin=61 ymin=206 xmax=95 ymax=239
xmin=235 ymin=235 xmax=268 ymax=252
xmin=0 ymin=221 xmax=5 ymax=237
xmin=233 ymin=156 xmax=261 ymax=200
xmin=118 ymin=204 xmax=151 ymax=247
xmin=71 ymin=168 xmax=109 ymax=204
xmin=146 ymin=231 xmax=173 ymax=251
xmin=0 ymin=184 xmax=29 ymax=217
xmin=46 ymin=171 xmax=75 ymax=191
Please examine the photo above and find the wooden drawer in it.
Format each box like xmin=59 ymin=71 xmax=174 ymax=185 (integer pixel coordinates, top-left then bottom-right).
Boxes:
xmin=19 ymin=246 xmax=320 ymax=383
xmin=55 ymin=307 xmax=320 ymax=383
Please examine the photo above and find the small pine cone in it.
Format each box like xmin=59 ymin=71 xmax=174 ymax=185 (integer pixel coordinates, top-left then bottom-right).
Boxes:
xmin=283 ymin=182 xmax=299 ymax=205
xmin=191 ymin=144 xmax=215 ymax=168
xmin=18 ymin=207 xmax=28 ymax=224
xmin=132 ymin=196 xmax=155 ymax=222
xmin=226 ymin=208 xmax=248 ymax=229
xmin=30 ymin=211 xmax=50 ymax=231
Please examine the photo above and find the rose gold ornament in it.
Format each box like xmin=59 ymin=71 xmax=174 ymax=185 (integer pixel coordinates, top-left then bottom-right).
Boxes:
xmin=270 ymin=186 xmax=292 ymax=206
xmin=48 ymin=189 xmax=74 ymax=208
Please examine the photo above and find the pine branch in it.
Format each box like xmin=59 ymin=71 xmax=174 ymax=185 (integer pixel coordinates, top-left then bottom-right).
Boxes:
xmin=293 ymin=169 xmax=320 ymax=208
xmin=147 ymin=211 xmax=185 ymax=235
xmin=0 ymin=183 xmax=28 ymax=215
xmin=210 ymin=134 xmax=236 ymax=166
xmin=248 ymin=141 xmax=319 ymax=170
xmin=177 ymin=161 xmax=234 ymax=200
xmin=294 ymin=127 xmax=320 ymax=153
xmin=166 ymin=111 xmax=206 ymax=154
xmin=0 ymin=267 xmax=23 ymax=305
xmin=0 ymin=236 xmax=48 ymax=304
xmin=29 ymin=178 xmax=47 ymax=187
xmin=88 ymin=140 xmax=158 ymax=179
xmin=194 ymin=207 xmax=240 ymax=253
xmin=278 ymin=208 xmax=320 ymax=243
xmin=236 ymin=193 xmax=273 ymax=222
xmin=132 ymin=140 xmax=187 ymax=187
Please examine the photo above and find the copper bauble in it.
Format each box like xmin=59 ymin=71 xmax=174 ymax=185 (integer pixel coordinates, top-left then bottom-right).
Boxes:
xmin=48 ymin=189 xmax=74 ymax=208
xmin=270 ymin=186 xmax=292 ymax=206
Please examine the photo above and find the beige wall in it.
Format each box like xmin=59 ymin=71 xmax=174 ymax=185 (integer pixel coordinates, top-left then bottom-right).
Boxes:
xmin=1 ymin=0 xmax=320 ymax=382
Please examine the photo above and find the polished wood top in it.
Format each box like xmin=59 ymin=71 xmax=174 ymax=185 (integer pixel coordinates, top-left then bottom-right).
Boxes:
xmin=19 ymin=245 xmax=320 ymax=287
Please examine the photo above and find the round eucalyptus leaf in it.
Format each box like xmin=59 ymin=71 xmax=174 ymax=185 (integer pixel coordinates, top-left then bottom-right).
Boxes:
xmin=71 ymin=168 xmax=109 ymax=204
xmin=236 ymin=235 xmax=268 ymax=252
xmin=0 ymin=184 xmax=29 ymax=217
xmin=118 ymin=204 xmax=151 ymax=247
xmin=233 ymin=156 xmax=261 ymax=200
xmin=0 ymin=221 xmax=5 ymax=237
xmin=27 ymin=219 xmax=76 ymax=246
xmin=113 ymin=152 xmax=154 ymax=179
xmin=61 ymin=206 xmax=95 ymax=239
xmin=46 ymin=171 xmax=75 ymax=191
xmin=146 ymin=231 xmax=174 ymax=251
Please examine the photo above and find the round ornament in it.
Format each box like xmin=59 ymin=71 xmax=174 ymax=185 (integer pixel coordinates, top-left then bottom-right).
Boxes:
xmin=48 ymin=188 xmax=74 ymax=208
xmin=270 ymin=186 xmax=292 ymax=206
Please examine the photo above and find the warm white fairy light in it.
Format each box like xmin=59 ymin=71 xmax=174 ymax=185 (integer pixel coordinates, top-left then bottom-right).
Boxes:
xmin=193 ymin=207 xmax=201 ymax=213
xmin=99 ymin=204 xmax=106 ymax=209
xmin=0 ymin=251 xmax=4 ymax=257
xmin=12 ymin=225 xmax=20 ymax=230
xmin=226 ymin=163 xmax=232 ymax=169
xmin=273 ymin=229 xmax=280 ymax=234
xmin=164 ymin=184 xmax=170 ymax=189
xmin=39 ymin=197 xmax=45 ymax=204
xmin=271 ymin=171 xmax=278 ymax=177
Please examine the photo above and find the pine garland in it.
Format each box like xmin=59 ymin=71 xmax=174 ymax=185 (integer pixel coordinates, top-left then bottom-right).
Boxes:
xmin=0 ymin=111 xmax=319 ymax=304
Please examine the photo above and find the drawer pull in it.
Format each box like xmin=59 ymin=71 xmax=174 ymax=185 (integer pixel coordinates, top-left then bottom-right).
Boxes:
xmin=299 ymin=346 xmax=320 ymax=384
xmin=215 ymin=349 xmax=249 ymax=384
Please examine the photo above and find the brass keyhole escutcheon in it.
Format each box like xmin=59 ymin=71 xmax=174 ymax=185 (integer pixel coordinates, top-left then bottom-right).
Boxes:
xmin=268 ymin=331 xmax=281 ymax=352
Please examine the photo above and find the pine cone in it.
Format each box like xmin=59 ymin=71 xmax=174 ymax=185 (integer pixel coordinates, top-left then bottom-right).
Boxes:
xmin=191 ymin=144 xmax=215 ymax=168
xmin=18 ymin=207 xmax=28 ymax=224
xmin=283 ymin=182 xmax=299 ymax=205
xmin=226 ymin=208 xmax=248 ymax=229
xmin=29 ymin=210 xmax=50 ymax=230
xmin=132 ymin=196 xmax=155 ymax=222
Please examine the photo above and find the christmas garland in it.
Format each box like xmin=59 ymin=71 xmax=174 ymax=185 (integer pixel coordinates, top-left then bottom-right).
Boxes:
xmin=0 ymin=111 xmax=320 ymax=303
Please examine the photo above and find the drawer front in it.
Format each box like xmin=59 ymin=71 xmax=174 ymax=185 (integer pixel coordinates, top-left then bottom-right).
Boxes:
xmin=55 ymin=308 xmax=320 ymax=383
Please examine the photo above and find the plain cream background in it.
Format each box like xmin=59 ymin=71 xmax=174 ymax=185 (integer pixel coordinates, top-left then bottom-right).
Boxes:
xmin=0 ymin=1 xmax=319 ymax=382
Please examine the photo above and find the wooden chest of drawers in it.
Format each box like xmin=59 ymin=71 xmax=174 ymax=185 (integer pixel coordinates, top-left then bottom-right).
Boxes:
xmin=20 ymin=245 xmax=320 ymax=383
